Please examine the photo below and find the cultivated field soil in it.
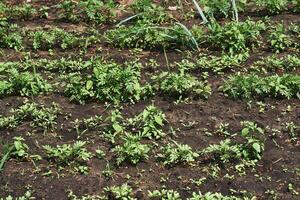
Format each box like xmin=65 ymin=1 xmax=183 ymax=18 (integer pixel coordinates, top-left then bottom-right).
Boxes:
xmin=0 ymin=0 xmax=299 ymax=200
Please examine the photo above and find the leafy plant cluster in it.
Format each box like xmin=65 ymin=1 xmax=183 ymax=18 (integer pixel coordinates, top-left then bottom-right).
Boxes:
xmin=267 ymin=23 xmax=300 ymax=52
xmin=0 ymin=102 xmax=60 ymax=132
xmin=207 ymin=19 xmax=266 ymax=54
xmin=152 ymin=70 xmax=211 ymax=99
xmin=113 ymin=134 xmax=150 ymax=165
xmin=157 ymin=141 xmax=199 ymax=166
xmin=195 ymin=52 xmax=249 ymax=73
xmin=203 ymin=121 xmax=264 ymax=164
xmin=29 ymin=27 xmax=99 ymax=50
xmin=106 ymin=22 xmax=200 ymax=50
xmin=43 ymin=141 xmax=92 ymax=172
xmin=0 ymin=137 xmax=29 ymax=172
xmin=0 ymin=23 xmax=23 ymax=50
xmin=250 ymin=55 xmax=300 ymax=73
xmin=105 ymin=105 xmax=167 ymax=165
xmin=106 ymin=19 xmax=266 ymax=54
xmin=199 ymin=0 xmax=247 ymax=19
xmin=221 ymin=73 xmax=300 ymax=99
xmin=129 ymin=0 xmax=171 ymax=24
xmin=148 ymin=189 xmax=250 ymax=200
xmin=0 ymin=57 xmax=95 ymax=73
xmin=56 ymin=0 xmax=117 ymax=24
xmin=0 ymin=68 xmax=52 ymax=97
xmin=0 ymin=2 xmax=37 ymax=20
xmin=64 ymin=60 xmax=151 ymax=104
xmin=255 ymin=0 xmax=288 ymax=14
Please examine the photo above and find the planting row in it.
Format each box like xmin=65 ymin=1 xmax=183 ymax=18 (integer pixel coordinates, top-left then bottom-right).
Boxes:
xmin=1 ymin=20 xmax=300 ymax=53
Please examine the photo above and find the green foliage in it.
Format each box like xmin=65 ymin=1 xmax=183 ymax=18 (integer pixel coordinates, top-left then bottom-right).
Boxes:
xmin=152 ymin=70 xmax=211 ymax=99
xmin=129 ymin=105 xmax=166 ymax=139
xmin=187 ymin=192 xmax=244 ymax=200
xmin=203 ymin=139 xmax=242 ymax=163
xmin=157 ymin=141 xmax=199 ymax=165
xmin=221 ymin=74 xmax=300 ymax=99
xmin=268 ymin=24 xmax=292 ymax=52
xmin=199 ymin=0 xmax=247 ymax=19
xmin=196 ymin=53 xmax=249 ymax=73
xmin=0 ymin=191 xmax=35 ymax=200
xmin=65 ymin=61 xmax=151 ymax=104
xmin=0 ymin=24 xmax=23 ymax=50
xmin=208 ymin=20 xmax=266 ymax=54
xmin=0 ymin=3 xmax=37 ymax=20
xmin=104 ymin=184 xmax=136 ymax=200
xmin=0 ymin=137 xmax=29 ymax=172
xmin=255 ymin=0 xmax=288 ymax=14
xmin=113 ymin=134 xmax=150 ymax=165
xmin=130 ymin=0 xmax=170 ymax=24
xmin=64 ymin=73 xmax=94 ymax=104
xmin=0 ymin=102 xmax=60 ymax=132
xmin=148 ymin=189 xmax=182 ymax=200
xmin=293 ymin=0 xmax=300 ymax=11
xmin=250 ymin=55 xmax=300 ymax=73
xmin=0 ymin=68 xmax=52 ymax=97
xmin=106 ymin=22 xmax=201 ymax=49
xmin=203 ymin=121 xmax=264 ymax=163
xmin=57 ymin=0 xmax=116 ymax=24
xmin=43 ymin=141 xmax=92 ymax=166
xmin=29 ymin=28 xmax=85 ymax=50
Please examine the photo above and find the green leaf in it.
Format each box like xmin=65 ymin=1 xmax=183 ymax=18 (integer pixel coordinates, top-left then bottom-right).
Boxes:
xmin=252 ymin=143 xmax=261 ymax=153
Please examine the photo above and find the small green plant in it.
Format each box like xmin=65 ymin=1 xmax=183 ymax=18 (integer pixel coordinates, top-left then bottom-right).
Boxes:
xmin=187 ymin=191 xmax=244 ymax=200
xmin=0 ymin=68 xmax=52 ymax=97
xmin=0 ymin=24 xmax=23 ymax=50
xmin=148 ymin=189 xmax=181 ymax=200
xmin=221 ymin=74 xmax=300 ymax=99
xmin=112 ymin=134 xmax=150 ymax=165
xmin=152 ymin=70 xmax=211 ymax=99
xmin=104 ymin=184 xmax=136 ymax=200
xmin=43 ymin=141 xmax=92 ymax=166
xmin=0 ymin=102 xmax=59 ymax=132
xmin=157 ymin=141 xmax=199 ymax=165
xmin=65 ymin=61 xmax=151 ymax=104
xmin=202 ymin=139 xmax=242 ymax=163
xmin=208 ymin=20 xmax=266 ymax=54
xmin=255 ymin=0 xmax=288 ymax=14
xmin=106 ymin=22 xmax=200 ymax=50
xmin=268 ymin=24 xmax=292 ymax=52
xmin=129 ymin=105 xmax=167 ymax=139
xmin=250 ymin=55 xmax=300 ymax=73
xmin=0 ymin=137 xmax=29 ymax=172
xmin=0 ymin=190 xmax=35 ymax=200
xmin=199 ymin=0 xmax=247 ymax=19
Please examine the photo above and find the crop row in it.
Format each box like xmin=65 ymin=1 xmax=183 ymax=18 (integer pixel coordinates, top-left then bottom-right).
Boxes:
xmin=1 ymin=0 xmax=300 ymax=23
xmin=0 ymin=20 xmax=300 ymax=54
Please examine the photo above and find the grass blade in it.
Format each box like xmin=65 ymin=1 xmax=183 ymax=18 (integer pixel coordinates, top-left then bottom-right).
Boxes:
xmin=191 ymin=0 xmax=208 ymax=24
xmin=175 ymin=22 xmax=199 ymax=50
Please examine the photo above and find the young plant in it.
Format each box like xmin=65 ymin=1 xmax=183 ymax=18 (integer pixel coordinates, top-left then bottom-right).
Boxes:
xmin=129 ymin=105 xmax=167 ymax=139
xmin=221 ymin=74 xmax=300 ymax=99
xmin=255 ymin=0 xmax=288 ymax=14
xmin=104 ymin=184 xmax=136 ymax=200
xmin=208 ymin=20 xmax=266 ymax=54
xmin=152 ymin=70 xmax=211 ymax=99
xmin=268 ymin=24 xmax=292 ymax=52
xmin=43 ymin=141 xmax=92 ymax=166
xmin=0 ymin=137 xmax=29 ymax=172
xmin=148 ymin=189 xmax=181 ymax=200
xmin=112 ymin=134 xmax=150 ymax=165
xmin=157 ymin=141 xmax=199 ymax=165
